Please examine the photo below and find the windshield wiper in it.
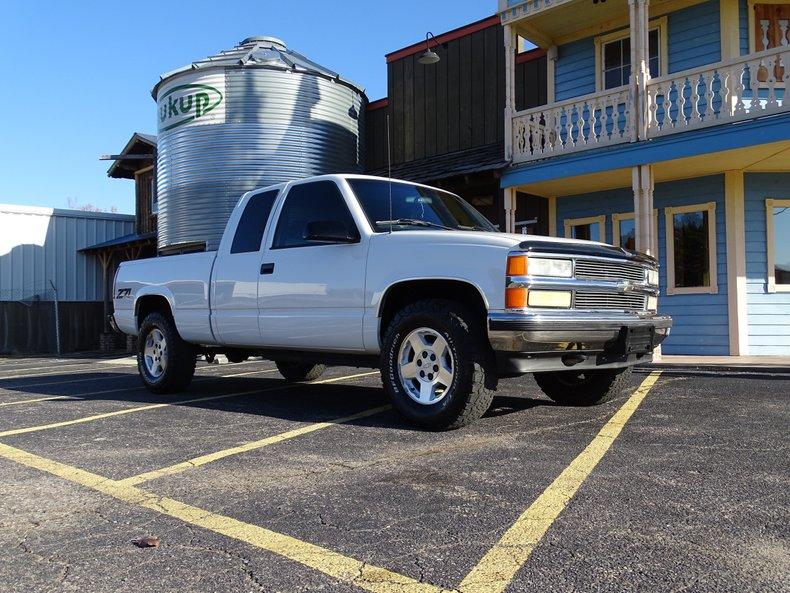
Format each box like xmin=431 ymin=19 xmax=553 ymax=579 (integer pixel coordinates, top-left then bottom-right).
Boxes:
xmin=376 ymin=218 xmax=455 ymax=231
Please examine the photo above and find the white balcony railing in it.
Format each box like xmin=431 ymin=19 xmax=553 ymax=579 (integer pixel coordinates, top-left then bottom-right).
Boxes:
xmin=499 ymin=0 xmax=576 ymax=25
xmin=511 ymin=86 xmax=633 ymax=163
xmin=510 ymin=46 xmax=788 ymax=164
xmin=646 ymin=46 xmax=788 ymax=138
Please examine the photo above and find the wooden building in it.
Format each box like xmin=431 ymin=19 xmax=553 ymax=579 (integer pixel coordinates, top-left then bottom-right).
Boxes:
xmin=81 ymin=132 xmax=158 ymax=349
xmin=365 ymin=15 xmax=549 ymax=233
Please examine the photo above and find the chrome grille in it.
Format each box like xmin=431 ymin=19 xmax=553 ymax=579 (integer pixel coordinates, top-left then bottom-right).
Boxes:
xmin=574 ymin=291 xmax=646 ymax=311
xmin=574 ymin=259 xmax=645 ymax=281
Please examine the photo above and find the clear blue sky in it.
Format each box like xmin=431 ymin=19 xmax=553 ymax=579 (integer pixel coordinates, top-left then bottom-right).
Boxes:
xmin=0 ymin=0 xmax=492 ymax=214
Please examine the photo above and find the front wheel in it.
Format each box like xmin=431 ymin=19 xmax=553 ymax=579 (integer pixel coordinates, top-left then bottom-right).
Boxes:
xmin=381 ymin=299 xmax=496 ymax=430
xmin=138 ymin=311 xmax=196 ymax=394
xmin=533 ymin=367 xmax=632 ymax=406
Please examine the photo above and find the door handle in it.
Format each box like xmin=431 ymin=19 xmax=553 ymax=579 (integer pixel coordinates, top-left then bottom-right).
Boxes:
xmin=260 ymin=263 xmax=275 ymax=275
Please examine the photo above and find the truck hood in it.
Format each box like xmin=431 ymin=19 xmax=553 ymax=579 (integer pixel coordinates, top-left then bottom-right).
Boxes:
xmin=370 ymin=230 xmax=656 ymax=264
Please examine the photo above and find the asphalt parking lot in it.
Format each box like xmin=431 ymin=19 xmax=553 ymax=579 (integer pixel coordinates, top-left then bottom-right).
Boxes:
xmin=0 ymin=355 xmax=787 ymax=593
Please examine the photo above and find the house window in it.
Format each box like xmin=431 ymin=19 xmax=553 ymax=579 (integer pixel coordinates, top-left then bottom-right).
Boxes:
xmin=665 ymin=203 xmax=718 ymax=295
xmin=766 ymin=198 xmax=790 ymax=293
xmin=613 ymin=210 xmax=659 ymax=254
xmin=564 ymin=215 xmax=606 ymax=242
xmin=596 ymin=19 xmax=666 ymax=91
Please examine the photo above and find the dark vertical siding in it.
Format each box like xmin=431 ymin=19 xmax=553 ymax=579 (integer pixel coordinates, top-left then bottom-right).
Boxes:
xmin=364 ymin=22 xmax=547 ymax=171
xmin=135 ymin=169 xmax=156 ymax=235
xmin=403 ymin=56 xmax=415 ymax=162
xmin=515 ymin=54 xmax=548 ymax=111
xmin=447 ymin=40 xmax=461 ymax=153
xmin=458 ymin=34 xmax=473 ymax=150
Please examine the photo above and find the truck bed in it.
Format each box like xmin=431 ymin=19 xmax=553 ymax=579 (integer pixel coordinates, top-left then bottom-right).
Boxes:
xmin=113 ymin=251 xmax=217 ymax=344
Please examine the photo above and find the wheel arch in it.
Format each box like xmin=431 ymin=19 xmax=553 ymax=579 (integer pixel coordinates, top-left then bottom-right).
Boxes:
xmin=377 ymin=278 xmax=489 ymax=343
xmin=134 ymin=292 xmax=175 ymax=329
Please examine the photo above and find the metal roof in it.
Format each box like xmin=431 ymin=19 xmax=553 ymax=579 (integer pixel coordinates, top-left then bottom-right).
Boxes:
xmin=106 ymin=132 xmax=157 ymax=179
xmin=79 ymin=231 xmax=156 ymax=253
xmin=152 ymin=37 xmax=366 ymax=98
xmin=366 ymin=143 xmax=508 ymax=184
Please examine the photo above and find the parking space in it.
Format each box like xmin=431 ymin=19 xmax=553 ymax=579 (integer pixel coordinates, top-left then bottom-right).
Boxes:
xmin=0 ymin=355 xmax=787 ymax=593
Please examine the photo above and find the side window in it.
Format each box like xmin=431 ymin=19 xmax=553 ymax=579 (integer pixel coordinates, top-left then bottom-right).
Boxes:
xmin=230 ymin=190 xmax=278 ymax=254
xmin=766 ymin=198 xmax=790 ymax=293
xmin=564 ymin=215 xmax=606 ymax=242
xmin=272 ymin=181 xmax=358 ymax=249
xmin=665 ymin=202 xmax=718 ymax=295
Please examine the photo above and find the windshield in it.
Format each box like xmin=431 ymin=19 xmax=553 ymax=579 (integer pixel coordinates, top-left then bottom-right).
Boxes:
xmin=347 ymin=178 xmax=498 ymax=233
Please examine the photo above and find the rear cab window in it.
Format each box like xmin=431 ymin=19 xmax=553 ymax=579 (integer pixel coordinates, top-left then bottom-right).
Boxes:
xmin=231 ymin=190 xmax=279 ymax=253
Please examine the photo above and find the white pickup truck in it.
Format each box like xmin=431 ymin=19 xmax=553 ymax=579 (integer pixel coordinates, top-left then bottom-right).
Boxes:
xmin=113 ymin=174 xmax=671 ymax=429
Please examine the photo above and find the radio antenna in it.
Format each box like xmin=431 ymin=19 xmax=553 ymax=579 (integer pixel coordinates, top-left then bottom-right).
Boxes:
xmin=386 ymin=113 xmax=393 ymax=234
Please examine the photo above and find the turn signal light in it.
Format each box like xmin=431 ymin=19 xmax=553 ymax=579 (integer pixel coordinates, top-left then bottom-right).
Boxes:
xmin=505 ymin=287 xmax=527 ymax=308
xmin=506 ymin=255 xmax=527 ymax=276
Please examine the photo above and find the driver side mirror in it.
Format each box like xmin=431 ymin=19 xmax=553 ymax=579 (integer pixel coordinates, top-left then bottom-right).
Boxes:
xmin=303 ymin=220 xmax=359 ymax=244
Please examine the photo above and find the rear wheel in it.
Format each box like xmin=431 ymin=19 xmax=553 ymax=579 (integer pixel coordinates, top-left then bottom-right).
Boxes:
xmin=225 ymin=351 xmax=249 ymax=364
xmin=533 ymin=367 xmax=632 ymax=406
xmin=138 ymin=311 xmax=196 ymax=394
xmin=381 ymin=299 xmax=496 ymax=430
xmin=275 ymin=361 xmax=325 ymax=382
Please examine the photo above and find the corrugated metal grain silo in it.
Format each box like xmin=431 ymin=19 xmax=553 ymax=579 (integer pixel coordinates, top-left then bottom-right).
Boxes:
xmin=152 ymin=36 xmax=366 ymax=252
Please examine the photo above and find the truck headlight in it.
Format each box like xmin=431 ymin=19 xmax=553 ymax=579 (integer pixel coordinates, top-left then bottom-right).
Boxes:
xmin=646 ymin=269 xmax=659 ymax=286
xmin=507 ymin=255 xmax=572 ymax=278
xmin=527 ymin=290 xmax=572 ymax=308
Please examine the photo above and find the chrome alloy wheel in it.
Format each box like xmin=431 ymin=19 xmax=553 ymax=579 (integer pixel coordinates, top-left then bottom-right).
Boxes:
xmin=143 ymin=328 xmax=168 ymax=379
xmin=397 ymin=327 xmax=454 ymax=405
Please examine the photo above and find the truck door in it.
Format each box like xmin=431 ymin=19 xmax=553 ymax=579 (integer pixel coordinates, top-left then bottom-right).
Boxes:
xmin=257 ymin=180 xmax=367 ymax=351
xmin=211 ymin=189 xmax=279 ymax=346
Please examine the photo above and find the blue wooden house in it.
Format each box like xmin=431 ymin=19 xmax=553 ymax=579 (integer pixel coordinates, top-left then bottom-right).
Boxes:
xmin=498 ymin=0 xmax=790 ymax=356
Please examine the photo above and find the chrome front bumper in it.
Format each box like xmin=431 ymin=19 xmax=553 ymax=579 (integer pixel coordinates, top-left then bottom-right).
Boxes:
xmin=488 ymin=311 xmax=672 ymax=374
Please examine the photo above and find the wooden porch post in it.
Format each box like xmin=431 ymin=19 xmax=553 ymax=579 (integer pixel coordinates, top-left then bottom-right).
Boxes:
xmin=724 ymin=170 xmax=748 ymax=355
xmin=503 ymin=187 xmax=517 ymax=233
xmin=633 ymin=164 xmax=655 ymax=257
xmin=629 ymin=0 xmax=651 ymax=141
xmin=98 ymin=251 xmax=112 ymax=333
xmin=504 ymin=23 xmax=517 ymax=162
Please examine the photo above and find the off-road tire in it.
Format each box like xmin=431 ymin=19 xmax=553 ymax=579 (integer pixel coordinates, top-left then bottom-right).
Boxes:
xmin=225 ymin=352 xmax=249 ymax=364
xmin=137 ymin=311 xmax=196 ymax=394
xmin=533 ymin=367 xmax=633 ymax=406
xmin=275 ymin=361 xmax=326 ymax=382
xmin=381 ymin=299 xmax=496 ymax=430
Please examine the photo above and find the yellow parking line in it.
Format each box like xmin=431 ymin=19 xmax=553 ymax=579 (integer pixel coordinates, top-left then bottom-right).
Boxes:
xmin=118 ymin=404 xmax=390 ymax=486
xmin=0 ymin=441 xmax=445 ymax=593
xmin=0 ymin=361 xmax=94 ymax=374
xmin=0 ymin=371 xmax=379 ymax=438
xmin=0 ymin=373 xmax=138 ymax=390
xmin=458 ymin=371 xmax=662 ymax=593
xmin=0 ymin=365 xmax=276 ymax=391
xmin=0 ymin=363 xmax=136 ymax=381
xmin=0 ymin=395 xmax=77 ymax=407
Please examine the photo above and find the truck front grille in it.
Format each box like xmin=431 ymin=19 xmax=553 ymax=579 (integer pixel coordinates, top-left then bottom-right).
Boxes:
xmin=575 ymin=259 xmax=645 ymax=282
xmin=574 ymin=291 xmax=646 ymax=311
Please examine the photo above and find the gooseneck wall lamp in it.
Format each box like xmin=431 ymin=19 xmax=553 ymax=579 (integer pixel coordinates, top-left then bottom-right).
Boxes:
xmin=418 ymin=32 xmax=440 ymax=65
